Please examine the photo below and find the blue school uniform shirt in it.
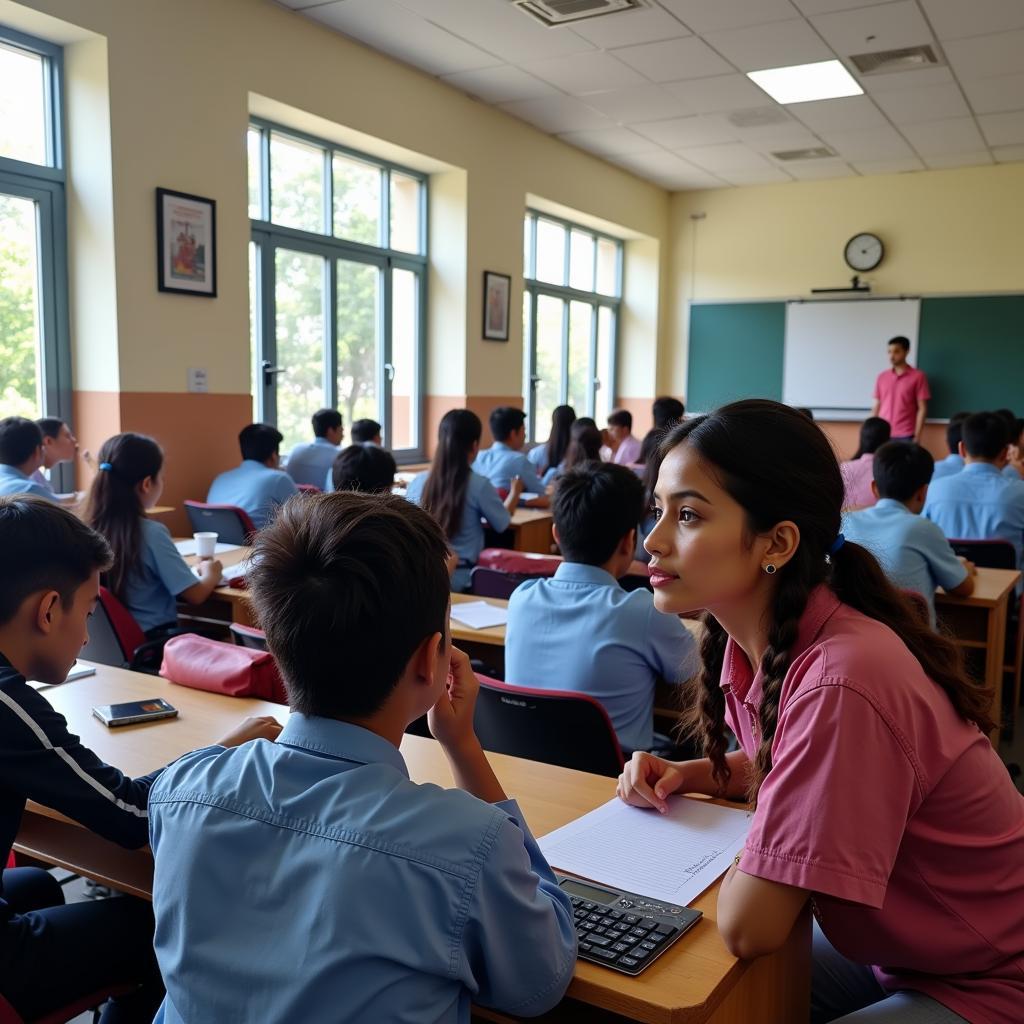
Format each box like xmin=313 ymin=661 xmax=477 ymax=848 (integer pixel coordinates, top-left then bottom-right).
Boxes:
xmin=526 ymin=444 xmax=549 ymax=475
xmin=923 ymin=462 xmax=1024 ymax=571
xmin=207 ymin=460 xmax=297 ymax=530
xmin=119 ymin=519 xmax=198 ymax=633
xmin=1004 ymin=463 xmax=1023 ymax=481
xmin=148 ymin=715 xmax=576 ymax=1024
xmin=0 ymin=465 xmax=57 ymax=502
xmin=473 ymin=443 xmax=546 ymax=495
xmin=284 ymin=437 xmax=337 ymax=488
xmin=842 ymin=499 xmax=967 ymax=626
xmin=406 ymin=471 xmax=510 ymax=590
xmin=931 ymin=453 xmax=963 ymax=481
xmin=505 ymin=563 xmax=699 ymax=752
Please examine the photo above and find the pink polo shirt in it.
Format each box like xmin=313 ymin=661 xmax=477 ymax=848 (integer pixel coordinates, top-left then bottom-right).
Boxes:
xmin=874 ymin=365 xmax=930 ymax=438
xmin=723 ymin=586 xmax=1024 ymax=1023
xmin=840 ymin=453 xmax=877 ymax=509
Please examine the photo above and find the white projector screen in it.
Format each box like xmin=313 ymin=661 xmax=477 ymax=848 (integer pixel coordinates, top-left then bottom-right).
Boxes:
xmin=783 ymin=298 xmax=921 ymax=419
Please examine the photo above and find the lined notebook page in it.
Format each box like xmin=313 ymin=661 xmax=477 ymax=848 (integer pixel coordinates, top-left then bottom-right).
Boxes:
xmin=539 ymin=797 xmax=752 ymax=907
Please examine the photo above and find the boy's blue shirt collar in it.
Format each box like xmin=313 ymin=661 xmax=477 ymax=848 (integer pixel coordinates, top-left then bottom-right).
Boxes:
xmin=277 ymin=713 xmax=409 ymax=778
xmin=552 ymin=562 xmax=619 ymax=588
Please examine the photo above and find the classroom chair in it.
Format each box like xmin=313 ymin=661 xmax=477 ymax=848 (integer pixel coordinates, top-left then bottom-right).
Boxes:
xmin=79 ymin=589 xmax=174 ymax=674
xmin=469 ymin=567 xmax=538 ymax=600
xmin=0 ymin=985 xmax=135 ymax=1024
xmin=184 ymin=501 xmax=257 ymax=546
xmin=295 ymin=484 xmax=321 ymax=494
xmin=478 ymin=548 xmax=561 ymax=575
xmin=228 ymin=623 xmax=269 ymax=651
xmin=948 ymin=538 xmax=1017 ymax=570
xmin=473 ymin=675 xmax=625 ymax=778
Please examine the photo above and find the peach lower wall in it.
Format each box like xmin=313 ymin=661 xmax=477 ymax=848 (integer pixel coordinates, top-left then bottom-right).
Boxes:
xmin=423 ymin=394 xmax=525 ymax=457
xmin=613 ymin=396 xmax=654 ymax=440
xmin=818 ymin=420 xmax=948 ymax=464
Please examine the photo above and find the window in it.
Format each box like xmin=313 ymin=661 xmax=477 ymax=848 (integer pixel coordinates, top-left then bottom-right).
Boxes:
xmin=0 ymin=28 xmax=69 ymax=460
xmin=247 ymin=120 xmax=426 ymax=456
xmin=523 ymin=212 xmax=621 ymax=439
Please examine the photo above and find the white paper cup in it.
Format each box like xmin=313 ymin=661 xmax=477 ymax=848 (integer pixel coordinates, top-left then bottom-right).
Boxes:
xmin=193 ymin=531 xmax=218 ymax=558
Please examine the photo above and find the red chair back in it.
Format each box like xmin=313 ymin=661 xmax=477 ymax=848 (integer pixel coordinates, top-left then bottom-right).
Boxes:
xmin=469 ymin=567 xmax=539 ymax=600
xmin=477 ymin=548 xmax=562 ymax=576
xmin=295 ymin=483 xmax=321 ymax=494
xmin=78 ymin=588 xmax=147 ymax=669
xmin=184 ymin=500 xmax=257 ymax=545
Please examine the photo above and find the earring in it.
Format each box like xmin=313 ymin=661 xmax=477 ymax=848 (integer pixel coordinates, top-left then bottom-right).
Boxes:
xmin=763 ymin=564 xmax=777 ymax=575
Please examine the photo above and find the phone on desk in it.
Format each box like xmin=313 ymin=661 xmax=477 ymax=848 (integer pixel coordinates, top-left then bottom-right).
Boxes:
xmin=93 ymin=698 xmax=178 ymax=728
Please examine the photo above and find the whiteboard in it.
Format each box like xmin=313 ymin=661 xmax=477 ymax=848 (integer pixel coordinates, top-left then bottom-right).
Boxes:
xmin=783 ymin=299 xmax=920 ymax=418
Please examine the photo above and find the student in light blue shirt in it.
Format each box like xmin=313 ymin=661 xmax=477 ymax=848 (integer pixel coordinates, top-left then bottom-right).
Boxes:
xmin=527 ymin=404 xmax=575 ymax=478
xmin=407 ymin=410 xmax=522 ymax=591
xmin=474 ymin=406 xmax=549 ymax=505
xmin=148 ymin=491 xmax=576 ymax=1024
xmin=284 ymin=408 xmax=343 ymax=488
xmin=84 ymin=433 xmax=223 ymax=636
xmin=923 ymin=411 xmax=1024 ymax=572
xmin=542 ymin=418 xmax=602 ymax=487
xmin=931 ymin=413 xmax=969 ymax=482
xmin=1002 ymin=415 xmax=1024 ymax=481
xmin=207 ymin=423 xmax=297 ymax=530
xmin=0 ymin=418 xmax=57 ymax=502
xmin=843 ymin=442 xmax=974 ymax=626
xmin=506 ymin=463 xmax=698 ymax=754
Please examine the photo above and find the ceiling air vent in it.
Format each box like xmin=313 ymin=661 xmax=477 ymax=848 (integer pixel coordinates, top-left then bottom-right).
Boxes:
xmin=727 ymin=106 xmax=792 ymax=129
xmin=849 ymin=44 xmax=943 ymax=76
xmin=512 ymin=0 xmax=649 ymax=28
xmin=772 ymin=146 xmax=836 ymax=161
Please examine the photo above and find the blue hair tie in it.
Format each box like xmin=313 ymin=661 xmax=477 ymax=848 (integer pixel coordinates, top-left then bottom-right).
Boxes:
xmin=829 ymin=533 xmax=846 ymax=556
xmin=99 ymin=462 xmax=113 ymax=472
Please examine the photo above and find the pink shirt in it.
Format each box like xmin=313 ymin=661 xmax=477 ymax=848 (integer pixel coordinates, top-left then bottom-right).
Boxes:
xmin=874 ymin=365 xmax=930 ymax=437
xmin=840 ymin=453 xmax=877 ymax=509
xmin=611 ymin=434 xmax=642 ymax=466
xmin=724 ymin=586 xmax=1024 ymax=1024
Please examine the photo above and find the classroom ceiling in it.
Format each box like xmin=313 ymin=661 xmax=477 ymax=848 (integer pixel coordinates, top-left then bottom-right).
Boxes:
xmin=275 ymin=0 xmax=1024 ymax=191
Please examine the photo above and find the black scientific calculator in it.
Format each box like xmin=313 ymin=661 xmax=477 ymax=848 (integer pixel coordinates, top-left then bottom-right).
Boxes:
xmin=557 ymin=872 xmax=703 ymax=976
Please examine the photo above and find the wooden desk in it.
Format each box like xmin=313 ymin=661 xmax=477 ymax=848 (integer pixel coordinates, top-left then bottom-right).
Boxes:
xmin=935 ymin=566 xmax=1020 ymax=746
xmin=17 ymin=664 xmax=809 ymax=1024
xmin=509 ymin=508 xmax=555 ymax=554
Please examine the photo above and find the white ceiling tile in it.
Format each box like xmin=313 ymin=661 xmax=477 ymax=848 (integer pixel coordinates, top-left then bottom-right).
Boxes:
xmin=498 ymin=95 xmax=612 ymax=133
xmin=657 ymin=0 xmax=800 ymax=34
xmin=397 ymin=0 xmax=595 ymax=62
xmin=781 ymin=158 xmax=856 ymax=179
xmin=851 ymin=157 xmax=925 ymax=173
xmin=789 ymin=96 xmax=888 ymax=132
xmin=583 ymin=85 xmax=695 ymax=124
xmin=923 ymin=151 xmax=994 ymax=169
xmin=569 ymin=6 xmax=690 ymax=49
xmin=742 ymin=128 xmax=829 ymax=153
xmin=718 ymin=166 xmax=795 ymax=184
xmin=704 ymin=19 xmax=834 ymax=72
xmin=992 ymin=144 xmax=1024 ymax=162
xmin=819 ymin=124 xmax=916 ymax=158
xmin=944 ymin=31 xmax=1024 ymax=81
xmin=920 ymin=0 xmax=1024 ymax=41
xmin=520 ymin=52 xmax=648 ymax=95
xmin=809 ymin=1 xmax=934 ymax=56
xmin=607 ymin=151 xmax=727 ymax=189
xmin=961 ymin=75 xmax=1024 ymax=115
xmin=677 ymin=142 xmax=777 ymax=171
xmin=861 ymin=66 xmax=954 ymax=93
xmin=900 ymin=117 xmax=987 ymax=155
xmin=872 ymin=81 xmax=970 ymax=124
xmin=978 ymin=110 xmax=1024 ymax=146
xmin=614 ymin=36 xmax=734 ymax=82
xmin=792 ymin=0 xmax=903 ymax=14
xmin=557 ymin=127 xmax=662 ymax=156
xmin=440 ymin=65 xmax=558 ymax=103
xmin=663 ymin=73 xmax=773 ymax=113
xmin=632 ymin=114 xmax=739 ymax=147
xmin=310 ymin=0 xmax=501 ymax=75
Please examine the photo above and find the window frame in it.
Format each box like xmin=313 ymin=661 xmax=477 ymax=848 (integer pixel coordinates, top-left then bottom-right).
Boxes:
xmin=247 ymin=118 xmax=428 ymax=460
xmin=523 ymin=209 xmax=622 ymax=441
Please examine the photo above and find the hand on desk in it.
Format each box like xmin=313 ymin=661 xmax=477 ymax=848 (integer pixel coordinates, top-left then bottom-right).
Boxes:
xmin=215 ymin=715 xmax=283 ymax=748
xmin=617 ymin=751 xmax=689 ymax=814
xmin=959 ymin=556 xmax=977 ymax=577
xmin=196 ymin=557 xmax=224 ymax=585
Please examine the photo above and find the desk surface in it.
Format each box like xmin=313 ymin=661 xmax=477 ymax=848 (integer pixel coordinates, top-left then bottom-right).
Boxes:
xmin=936 ymin=566 xmax=1019 ymax=607
xmin=25 ymin=663 xmax=806 ymax=1024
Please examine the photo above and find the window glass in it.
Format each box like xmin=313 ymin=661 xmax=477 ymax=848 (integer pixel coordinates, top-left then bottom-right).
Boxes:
xmin=0 ymin=43 xmax=46 ymax=165
xmin=567 ymin=301 xmax=593 ymax=415
xmin=247 ymin=128 xmax=262 ymax=220
xmin=569 ymin=230 xmax=595 ymax=292
xmin=595 ymin=306 xmax=614 ymax=425
xmin=596 ymin=237 xmax=618 ymax=296
xmin=390 ymin=267 xmax=419 ymax=450
xmin=336 ymin=258 xmax=380 ymax=435
xmin=534 ymin=295 xmax=563 ymax=434
xmin=270 ymin=133 xmax=324 ymax=234
xmin=535 ymin=218 xmax=566 ymax=286
xmin=333 ymin=152 xmax=380 ymax=246
xmin=0 ymin=193 xmax=41 ymax=416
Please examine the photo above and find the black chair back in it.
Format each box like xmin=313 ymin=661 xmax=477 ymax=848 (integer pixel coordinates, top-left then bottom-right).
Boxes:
xmin=80 ymin=600 xmax=130 ymax=668
xmin=469 ymin=567 xmax=537 ymax=600
xmin=184 ymin=501 xmax=253 ymax=546
xmin=229 ymin=623 xmax=269 ymax=651
xmin=948 ymin=539 xmax=1016 ymax=570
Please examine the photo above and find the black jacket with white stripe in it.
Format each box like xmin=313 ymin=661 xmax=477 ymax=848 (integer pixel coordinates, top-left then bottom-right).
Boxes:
xmin=0 ymin=653 xmax=161 ymax=921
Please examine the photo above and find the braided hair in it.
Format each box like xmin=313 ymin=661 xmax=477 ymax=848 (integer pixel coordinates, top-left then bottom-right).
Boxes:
xmin=667 ymin=400 xmax=995 ymax=804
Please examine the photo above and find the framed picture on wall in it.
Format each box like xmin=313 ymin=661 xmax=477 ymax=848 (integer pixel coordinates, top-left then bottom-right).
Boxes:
xmin=156 ymin=187 xmax=217 ymax=297
xmin=483 ymin=271 xmax=510 ymax=341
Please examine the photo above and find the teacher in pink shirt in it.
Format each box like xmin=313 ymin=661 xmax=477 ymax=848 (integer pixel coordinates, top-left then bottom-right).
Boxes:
xmin=621 ymin=400 xmax=1023 ymax=1024
xmin=871 ymin=336 xmax=930 ymax=443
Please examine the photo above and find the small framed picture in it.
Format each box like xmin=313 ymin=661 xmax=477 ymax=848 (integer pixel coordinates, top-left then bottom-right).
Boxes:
xmin=483 ymin=271 xmax=511 ymax=342
xmin=156 ymin=187 xmax=217 ymax=297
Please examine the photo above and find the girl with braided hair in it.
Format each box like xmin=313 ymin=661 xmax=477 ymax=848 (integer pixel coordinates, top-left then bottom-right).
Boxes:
xmin=618 ymin=400 xmax=1023 ymax=1024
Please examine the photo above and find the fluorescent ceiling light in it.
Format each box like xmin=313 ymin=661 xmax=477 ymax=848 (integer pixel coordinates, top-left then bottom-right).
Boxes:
xmin=747 ymin=60 xmax=863 ymax=105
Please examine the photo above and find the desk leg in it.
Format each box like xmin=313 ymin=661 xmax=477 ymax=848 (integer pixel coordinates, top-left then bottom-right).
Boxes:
xmin=985 ymin=597 xmax=1009 ymax=747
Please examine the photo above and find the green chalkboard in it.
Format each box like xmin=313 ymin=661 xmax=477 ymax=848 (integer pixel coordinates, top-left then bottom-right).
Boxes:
xmin=918 ymin=296 xmax=1024 ymax=417
xmin=687 ymin=302 xmax=785 ymax=412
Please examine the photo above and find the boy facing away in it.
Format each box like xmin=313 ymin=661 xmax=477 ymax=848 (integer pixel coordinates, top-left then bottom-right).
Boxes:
xmin=148 ymin=491 xmax=576 ymax=1023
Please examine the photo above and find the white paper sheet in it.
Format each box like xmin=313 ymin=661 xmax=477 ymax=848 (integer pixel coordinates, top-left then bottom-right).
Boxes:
xmin=174 ymin=539 xmax=244 ymax=557
xmin=538 ymin=797 xmax=752 ymax=908
xmin=449 ymin=601 xmax=509 ymax=630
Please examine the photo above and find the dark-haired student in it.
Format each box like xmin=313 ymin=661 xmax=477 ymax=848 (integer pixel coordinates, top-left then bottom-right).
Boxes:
xmin=147 ymin=491 xmax=576 ymax=1023
xmin=923 ymin=411 xmax=1024 ymax=572
xmin=603 ymin=408 xmax=642 ymax=466
xmin=996 ymin=411 xmax=1024 ymax=481
xmin=350 ymin=417 xmax=383 ymax=446
xmin=0 ymin=495 xmax=278 ymax=1023
xmin=638 ymin=396 xmax=684 ymax=465
xmin=843 ymin=442 xmax=974 ymax=626
xmin=931 ymin=412 xmax=970 ymax=481
xmin=506 ymin=464 xmax=697 ymax=754
xmin=618 ymin=400 xmax=1024 ymax=1024
xmin=32 ymin=416 xmax=79 ymax=494
xmin=284 ymin=408 xmax=344 ymax=488
xmin=407 ymin=410 xmax=522 ymax=591
xmin=543 ymin=417 xmax=602 ymax=486
xmin=527 ymin=404 xmax=575 ymax=477
xmin=839 ymin=416 xmax=891 ymax=509
xmin=84 ymin=434 xmax=223 ymax=637
xmin=207 ymin=423 xmax=297 ymax=529
xmin=331 ymin=443 xmax=396 ymax=494
xmin=0 ymin=417 xmax=56 ymax=501
xmin=473 ymin=406 xmax=549 ymax=505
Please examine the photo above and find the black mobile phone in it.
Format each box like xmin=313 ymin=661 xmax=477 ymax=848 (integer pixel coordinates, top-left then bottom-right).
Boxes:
xmin=92 ymin=698 xmax=178 ymax=728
